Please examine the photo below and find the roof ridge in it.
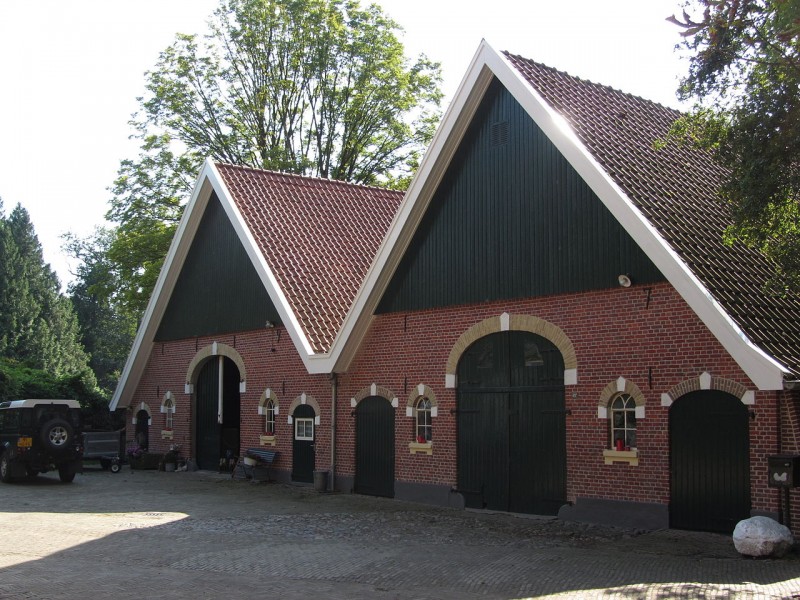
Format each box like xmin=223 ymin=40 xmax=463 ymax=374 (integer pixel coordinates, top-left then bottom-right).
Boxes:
xmin=501 ymin=51 xmax=682 ymax=116
xmin=214 ymin=161 xmax=405 ymax=196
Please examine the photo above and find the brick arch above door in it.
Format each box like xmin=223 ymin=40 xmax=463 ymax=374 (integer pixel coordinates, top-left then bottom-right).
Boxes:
xmin=660 ymin=372 xmax=755 ymax=407
xmin=444 ymin=312 xmax=577 ymax=388
xmin=184 ymin=342 xmax=247 ymax=394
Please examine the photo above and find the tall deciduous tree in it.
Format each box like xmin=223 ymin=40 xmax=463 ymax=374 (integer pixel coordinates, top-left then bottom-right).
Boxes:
xmin=65 ymin=229 xmax=137 ymax=393
xmin=106 ymin=0 xmax=442 ymax=316
xmin=668 ymin=0 xmax=800 ymax=290
xmin=0 ymin=201 xmax=90 ymax=376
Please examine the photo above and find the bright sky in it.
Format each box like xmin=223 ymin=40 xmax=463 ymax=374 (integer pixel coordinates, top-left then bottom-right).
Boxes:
xmin=0 ymin=0 xmax=688 ymax=289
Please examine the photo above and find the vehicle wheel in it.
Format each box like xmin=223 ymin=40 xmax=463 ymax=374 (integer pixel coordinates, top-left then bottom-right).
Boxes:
xmin=0 ymin=454 xmax=14 ymax=483
xmin=110 ymin=461 xmax=121 ymax=474
xmin=58 ymin=461 xmax=77 ymax=483
xmin=40 ymin=418 xmax=74 ymax=453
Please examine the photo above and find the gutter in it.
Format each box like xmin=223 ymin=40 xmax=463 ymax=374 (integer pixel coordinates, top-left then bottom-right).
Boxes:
xmin=330 ymin=373 xmax=338 ymax=491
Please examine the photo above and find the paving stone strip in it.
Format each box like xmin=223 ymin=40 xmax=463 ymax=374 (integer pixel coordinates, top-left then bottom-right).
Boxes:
xmin=0 ymin=469 xmax=797 ymax=599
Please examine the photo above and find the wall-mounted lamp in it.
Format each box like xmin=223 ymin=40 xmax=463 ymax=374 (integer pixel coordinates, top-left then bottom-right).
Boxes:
xmin=618 ymin=274 xmax=632 ymax=288
xmin=265 ymin=320 xmax=275 ymax=328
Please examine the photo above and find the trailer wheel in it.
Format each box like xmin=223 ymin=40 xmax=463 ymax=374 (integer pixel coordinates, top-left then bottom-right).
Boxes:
xmin=110 ymin=461 xmax=121 ymax=473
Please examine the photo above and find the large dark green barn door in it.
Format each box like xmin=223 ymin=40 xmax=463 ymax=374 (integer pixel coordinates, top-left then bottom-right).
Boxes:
xmin=457 ymin=331 xmax=566 ymax=515
xmin=195 ymin=357 xmax=240 ymax=470
xmin=292 ymin=404 xmax=315 ymax=483
xmin=355 ymin=396 xmax=395 ymax=497
xmin=669 ymin=390 xmax=750 ymax=533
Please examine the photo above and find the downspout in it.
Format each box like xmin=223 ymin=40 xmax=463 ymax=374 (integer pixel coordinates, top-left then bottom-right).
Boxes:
xmin=330 ymin=372 xmax=338 ymax=492
xmin=217 ymin=356 xmax=224 ymax=424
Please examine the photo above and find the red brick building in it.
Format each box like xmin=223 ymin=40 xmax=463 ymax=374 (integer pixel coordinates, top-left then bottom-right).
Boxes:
xmin=112 ymin=42 xmax=800 ymax=534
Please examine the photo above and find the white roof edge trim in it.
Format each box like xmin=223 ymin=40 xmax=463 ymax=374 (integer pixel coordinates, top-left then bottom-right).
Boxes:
xmin=322 ymin=41 xmax=497 ymax=373
xmin=491 ymin=50 xmax=787 ymax=390
xmin=111 ymin=159 xmax=217 ymax=410
xmin=207 ymin=162 xmax=315 ymax=358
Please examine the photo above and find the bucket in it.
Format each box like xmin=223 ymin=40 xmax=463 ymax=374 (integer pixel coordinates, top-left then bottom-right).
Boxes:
xmin=313 ymin=470 xmax=329 ymax=492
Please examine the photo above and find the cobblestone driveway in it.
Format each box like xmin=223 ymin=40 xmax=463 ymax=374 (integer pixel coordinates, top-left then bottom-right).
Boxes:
xmin=0 ymin=468 xmax=798 ymax=599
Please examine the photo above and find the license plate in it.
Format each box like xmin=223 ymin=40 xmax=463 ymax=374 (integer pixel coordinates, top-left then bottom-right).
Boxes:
xmin=17 ymin=437 xmax=32 ymax=448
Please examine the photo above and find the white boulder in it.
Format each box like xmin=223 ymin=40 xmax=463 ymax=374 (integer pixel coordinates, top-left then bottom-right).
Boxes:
xmin=733 ymin=516 xmax=794 ymax=558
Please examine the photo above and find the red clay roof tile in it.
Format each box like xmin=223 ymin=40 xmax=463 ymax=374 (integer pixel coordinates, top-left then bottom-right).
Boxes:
xmin=215 ymin=163 xmax=403 ymax=353
xmin=505 ymin=52 xmax=800 ymax=378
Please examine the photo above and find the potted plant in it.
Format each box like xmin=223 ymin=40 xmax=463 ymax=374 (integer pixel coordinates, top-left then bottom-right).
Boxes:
xmin=161 ymin=444 xmax=181 ymax=472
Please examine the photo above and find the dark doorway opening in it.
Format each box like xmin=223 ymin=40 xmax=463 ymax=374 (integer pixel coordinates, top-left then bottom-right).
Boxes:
xmin=457 ymin=330 xmax=566 ymax=515
xmin=195 ymin=356 xmax=241 ymax=470
xmin=355 ymin=396 xmax=395 ymax=498
xmin=670 ymin=390 xmax=750 ymax=533
xmin=292 ymin=404 xmax=316 ymax=483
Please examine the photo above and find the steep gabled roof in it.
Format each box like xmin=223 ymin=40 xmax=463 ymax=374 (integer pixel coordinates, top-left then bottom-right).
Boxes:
xmin=111 ymin=160 xmax=402 ymax=409
xmin=113 ymin=40 xmax=800 ymax=409
xmin=503 ymin=52 xmax=800 ymax=381
xmin=332 ymin=41 xmax=798 ymax=389
xmin=216 ymin=163 xmax=403 ymax=353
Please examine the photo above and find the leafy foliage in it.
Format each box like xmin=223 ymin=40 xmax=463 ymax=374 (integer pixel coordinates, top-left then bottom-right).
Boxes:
xmin=105 ymin=0 xmax=442 ymax=317
xmin=668 ymin=0 xmax=800 ymax=290
xmin=0 ymin=202 xmax=90 ymax=376
xmin=64 ymin=229 xmax=137 ymax=393
xmin=0 ymin=357 xmax=121 ymax=430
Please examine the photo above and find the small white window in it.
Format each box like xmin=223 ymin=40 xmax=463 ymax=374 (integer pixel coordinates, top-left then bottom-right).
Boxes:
xmin=161 ymin=394 xmax=175 ymax=431
xmin=415 ymin=397 xmax=432 ymax=443
xmin=295 ymin=418 xmax=314 ymax=441
xmin=610 ymin=393 xmax=636 ymax=449
xmin=265 ymin=399 xmax=276 ymax=435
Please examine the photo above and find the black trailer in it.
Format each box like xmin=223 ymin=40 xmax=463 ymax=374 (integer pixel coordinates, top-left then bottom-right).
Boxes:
xmin=82 ymin=430 xmax=125 ymax=473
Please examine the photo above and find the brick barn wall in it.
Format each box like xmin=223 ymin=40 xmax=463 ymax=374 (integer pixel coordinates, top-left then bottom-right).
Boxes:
xmin=127 ymin=280 xmax=786 ymax=522
xmin=339 ymin=281 xmax=781 ymax=516
xmin=127 ymin=327 xmax=330 ymax=476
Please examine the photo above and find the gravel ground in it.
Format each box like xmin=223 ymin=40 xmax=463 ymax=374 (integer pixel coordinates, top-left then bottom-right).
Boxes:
xmin=0 ymin=468 xmax=797 ymax=599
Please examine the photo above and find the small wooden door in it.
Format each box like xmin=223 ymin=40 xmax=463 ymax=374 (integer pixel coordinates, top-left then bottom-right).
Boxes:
xmin=355 ymin=396 xmax=395 ymax=497
xmin=670 ymin=390 xmax=750 ymax=533
xmin=292 ymin=404 xmax=315 ymax=483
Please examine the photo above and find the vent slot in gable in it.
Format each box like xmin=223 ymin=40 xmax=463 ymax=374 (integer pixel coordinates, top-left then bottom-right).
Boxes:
xmin=491 ymin=121 xmax=509 ymax=147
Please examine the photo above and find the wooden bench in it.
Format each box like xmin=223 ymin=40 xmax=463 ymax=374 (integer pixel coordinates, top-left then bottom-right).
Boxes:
xmin=233 ymin=448 xmax=278 ymax=482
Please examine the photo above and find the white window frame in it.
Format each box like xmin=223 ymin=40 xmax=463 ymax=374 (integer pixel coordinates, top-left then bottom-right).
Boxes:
xmin=415 ymin=397 xmax=432 ymax=442
xmin=265 ymin=399 xmax=276 ymax=435
xmin=295 ymin=418 xmax=314 ymax=441
xmin=610 ymin=393 xmax=637 ymax=449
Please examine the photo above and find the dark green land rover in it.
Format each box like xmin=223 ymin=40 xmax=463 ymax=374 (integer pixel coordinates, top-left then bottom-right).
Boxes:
xmin=0 ymin=399 xmax=83 ymax=483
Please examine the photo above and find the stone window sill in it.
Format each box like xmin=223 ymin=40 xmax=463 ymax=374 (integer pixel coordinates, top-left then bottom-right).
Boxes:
xmin=603 ymin=449 xmax=638 ymax=466
xmin=260 ymin=435 xmax=277 ymax=447
xmin=409 ymin=441 xmax=433 ymax=456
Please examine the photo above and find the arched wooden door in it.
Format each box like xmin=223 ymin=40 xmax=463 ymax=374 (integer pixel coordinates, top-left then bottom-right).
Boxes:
xmin=195 ymin=357 xmax=241 ymax=470
xmin=292 ymin=404 xmax=315 ymax=483
xmin=355 ymin=396 xmax=395 ymax=497
xmin=457 ymin=331 xmax=566 ymax=515
xmin=670 ymin=390 xmax=750 ymax=533
xmin=134 ymin=410 xmax=149 ymax=450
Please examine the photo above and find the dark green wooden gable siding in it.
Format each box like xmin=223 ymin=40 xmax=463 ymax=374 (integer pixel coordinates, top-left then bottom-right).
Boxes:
xmin=377 ymin=79 xmax=664 ymax=314
xmin=155 ymin=193 xmax=280 ymax=341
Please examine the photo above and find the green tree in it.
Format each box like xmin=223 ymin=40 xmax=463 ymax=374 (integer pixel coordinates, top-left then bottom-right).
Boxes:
xmin=0 ymin=202 xmax=90 ymax=376
xmin=668 ymin=0 xmax=800 ymax=290
xmin=106 ymin=0 xmax=442 ymax=316
xmin=65 ymin=229 xmax=137 ymax=393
